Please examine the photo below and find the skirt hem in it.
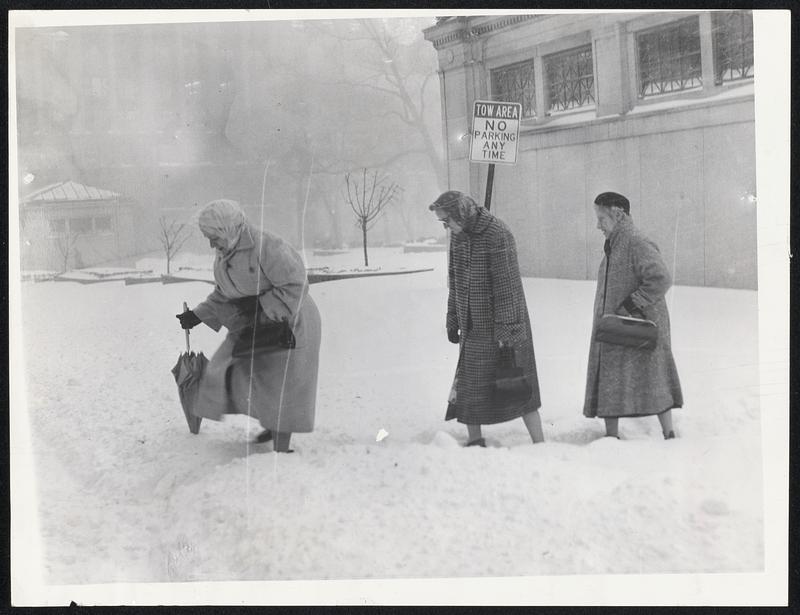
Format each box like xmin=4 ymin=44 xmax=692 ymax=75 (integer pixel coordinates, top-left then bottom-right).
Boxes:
xmin=446 ymin=401 xmax=541 ymax=425
xmin=585 ymin=402 xmax=682 ymax=419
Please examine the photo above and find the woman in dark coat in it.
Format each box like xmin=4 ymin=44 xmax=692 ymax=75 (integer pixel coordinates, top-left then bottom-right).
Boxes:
xmin=429 ymin=191 xmax=544 ymax=447
xmin=176 ymin=199 xmax=322 ymax=453
xmin=583 ymin=191 xmax=683 ymax=439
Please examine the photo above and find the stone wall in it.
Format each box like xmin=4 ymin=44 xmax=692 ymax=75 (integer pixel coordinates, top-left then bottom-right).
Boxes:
xmin=425 ymin=12 xmax=757 ymax=289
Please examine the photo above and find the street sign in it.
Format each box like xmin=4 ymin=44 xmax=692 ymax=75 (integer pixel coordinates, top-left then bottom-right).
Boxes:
xmin=469 ymin=100 xmax=522 ymax=165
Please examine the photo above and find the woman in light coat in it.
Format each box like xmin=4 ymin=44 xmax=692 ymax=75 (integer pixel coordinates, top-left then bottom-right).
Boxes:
xmin=176 ymin=199 xmax=321 ymax=453
xmin=583 ymin=191 xmax=683 ymax=439
xmin=430 ymin=191 xmax=544 ymax=447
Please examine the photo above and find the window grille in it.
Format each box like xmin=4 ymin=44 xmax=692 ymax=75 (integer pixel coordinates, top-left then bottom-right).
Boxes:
xmin=545 ymin=45 xmax=595 ymax=113
xmin=491 ymin=59 xmax=536 ymax=119
xmin=637 ymin=17 xmax=702 ymax=97
xmin=712 ymin=11 xmax=754 ymax=85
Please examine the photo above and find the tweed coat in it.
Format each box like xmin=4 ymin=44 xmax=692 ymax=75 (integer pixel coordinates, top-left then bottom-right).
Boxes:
xmin=192 ymin=224 xmax=321 ymax=433
xmin=444 ymin=208 xmax=541 ymax=424
xmin=583 ymin=216 xmax=683 ymax=418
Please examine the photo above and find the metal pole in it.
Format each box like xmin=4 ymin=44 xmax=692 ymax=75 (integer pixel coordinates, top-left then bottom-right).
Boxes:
xmin=183 ymin=301 xmax=191 ymax=353
xmin=484 ymin=163 xmax=495 ymax=210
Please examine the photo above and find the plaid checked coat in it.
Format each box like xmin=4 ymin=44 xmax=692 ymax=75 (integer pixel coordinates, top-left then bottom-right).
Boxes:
xmin=445 ymin=208 xmax=541 ymax=424
xmin=583 ymin=216 xmax=683 ymax=418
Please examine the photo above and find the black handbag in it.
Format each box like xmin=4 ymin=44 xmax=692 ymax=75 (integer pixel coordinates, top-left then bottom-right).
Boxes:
xmin=594 ymin=314 xmax=657 ymax=350
xmin=491 ymin=346 xmax=532 ymax=405
xmin=230 ymin=296 xmax=296 ymax=358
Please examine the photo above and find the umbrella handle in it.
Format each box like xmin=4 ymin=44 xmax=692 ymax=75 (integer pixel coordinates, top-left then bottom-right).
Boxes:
xmin=182 ymin=301 xmax=191 ymax=353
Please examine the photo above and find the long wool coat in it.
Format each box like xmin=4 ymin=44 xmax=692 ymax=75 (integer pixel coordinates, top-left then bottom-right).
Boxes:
xmin=192 ymin=225 xmax=321 ymax=433
xmin=445 ymin=208 xmax=541 ymax=424
xmin=583 ymin=216 xmax=683 ymax=418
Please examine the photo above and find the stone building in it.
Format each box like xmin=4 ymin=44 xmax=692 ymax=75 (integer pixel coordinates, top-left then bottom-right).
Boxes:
xmin=424 ymin=11 xmax=756 ymax=289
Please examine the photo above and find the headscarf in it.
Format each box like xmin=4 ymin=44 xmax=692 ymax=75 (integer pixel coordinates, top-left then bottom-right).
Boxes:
xmin=198 ymin=199 xmax=248 ymax=254
xmin=429 ymin=190 xmax=480 ymax=231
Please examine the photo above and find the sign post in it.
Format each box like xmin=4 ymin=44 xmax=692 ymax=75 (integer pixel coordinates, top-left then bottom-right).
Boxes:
xmin=469 ymin=100 xmax=522 ymax=210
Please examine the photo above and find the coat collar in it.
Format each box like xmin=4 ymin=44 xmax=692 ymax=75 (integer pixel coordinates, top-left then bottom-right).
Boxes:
xmin=465 ymin=207 xmax=492 ymax=236
xmin=608 ymin=215 xmax=634 ymax=247
xmin=231 ymin=225 xmax=256 ymax=253
xmin=217 ymin=225 xmax=255 ymax=263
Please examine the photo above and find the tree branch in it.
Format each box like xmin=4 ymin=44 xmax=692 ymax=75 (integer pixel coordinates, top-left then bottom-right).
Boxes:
xmin=314 ymin=75 xmax=400 ymax=98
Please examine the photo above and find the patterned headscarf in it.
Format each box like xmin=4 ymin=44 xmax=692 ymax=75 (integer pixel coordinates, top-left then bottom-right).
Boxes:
xmin=197 ymin=199 xmax=247 ymax=254
xmin=429 ymin=190 xmax=480 ymax=230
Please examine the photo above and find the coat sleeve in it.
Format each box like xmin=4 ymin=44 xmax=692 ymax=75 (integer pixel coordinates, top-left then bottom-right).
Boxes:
xmin=621 ymin=235 xmax=672 ymax=314
xmin=256 ymin=237 xmax=308 ymax=323
xmin=193 ymin=287 xmax=227 ymax=332
xmin=489 ymin=228 xmax=526 ymax=345
xmin=446 ymin=242 xmax=458 ymax=332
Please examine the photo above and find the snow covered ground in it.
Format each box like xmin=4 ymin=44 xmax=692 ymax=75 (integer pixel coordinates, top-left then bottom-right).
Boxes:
xmin=12 ymin=247 xmax=772 ymax=603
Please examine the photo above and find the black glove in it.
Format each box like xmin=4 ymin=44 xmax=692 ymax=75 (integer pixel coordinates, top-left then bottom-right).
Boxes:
xmin=618 ymin=296 xmax=645 ymax=319
xmin=176 ymin=310 xmax=202 ymax=330
xmin=447 ymin=328 xmax=460 ymax=344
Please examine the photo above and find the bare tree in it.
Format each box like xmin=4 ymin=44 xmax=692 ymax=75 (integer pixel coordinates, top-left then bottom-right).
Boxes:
xmin=55 ymin=231 xmax=81 ymax=273
xmin=357 ymin=19 xmax=446 ymax=188
xmin=344 ymin=169 xmax=400 ymax=266
xmin=158 ymin=216 xmax=192 ymax=275
xmin=308 ymin=19 xmax=446 ymax=188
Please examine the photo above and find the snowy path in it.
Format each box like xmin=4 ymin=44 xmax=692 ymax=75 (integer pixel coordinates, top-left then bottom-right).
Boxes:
xmin=16 ymin=250 xmax=763 ymax=583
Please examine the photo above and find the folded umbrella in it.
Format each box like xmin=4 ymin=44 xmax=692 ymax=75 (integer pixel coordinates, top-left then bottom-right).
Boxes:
xmin=171 ymin=302 xmax=208 ymax=434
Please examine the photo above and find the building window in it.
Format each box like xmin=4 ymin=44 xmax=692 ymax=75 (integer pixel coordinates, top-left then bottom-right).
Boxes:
xmin=70 ymin=217 xmax=93 ymax=234
xmin=491 ymin=59 xmax=537 ymax=119
xmin=713 ymin=11 xmax=754 ymax=85
xmin=49 ymin=218 xmax=66 ymax=235
xmin=544 ymin=45 xmax=595 ymax=113
xmin=637 ymin=17 xmax=702 ymax=98
xmin=94 ymin=216 xmax=112 ymax=232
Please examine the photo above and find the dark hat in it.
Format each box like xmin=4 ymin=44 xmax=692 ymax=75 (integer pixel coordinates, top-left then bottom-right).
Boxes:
xmin=594 ymin=191 xmax=630 ymax=215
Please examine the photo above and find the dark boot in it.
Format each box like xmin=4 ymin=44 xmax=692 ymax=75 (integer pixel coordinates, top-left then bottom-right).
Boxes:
xmin=274 ymin=432 xmax=294 ymax=453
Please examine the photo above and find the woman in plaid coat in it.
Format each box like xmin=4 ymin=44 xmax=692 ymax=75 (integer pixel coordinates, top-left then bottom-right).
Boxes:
xmin=430 ymin=191 xmax=544 ymax=447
